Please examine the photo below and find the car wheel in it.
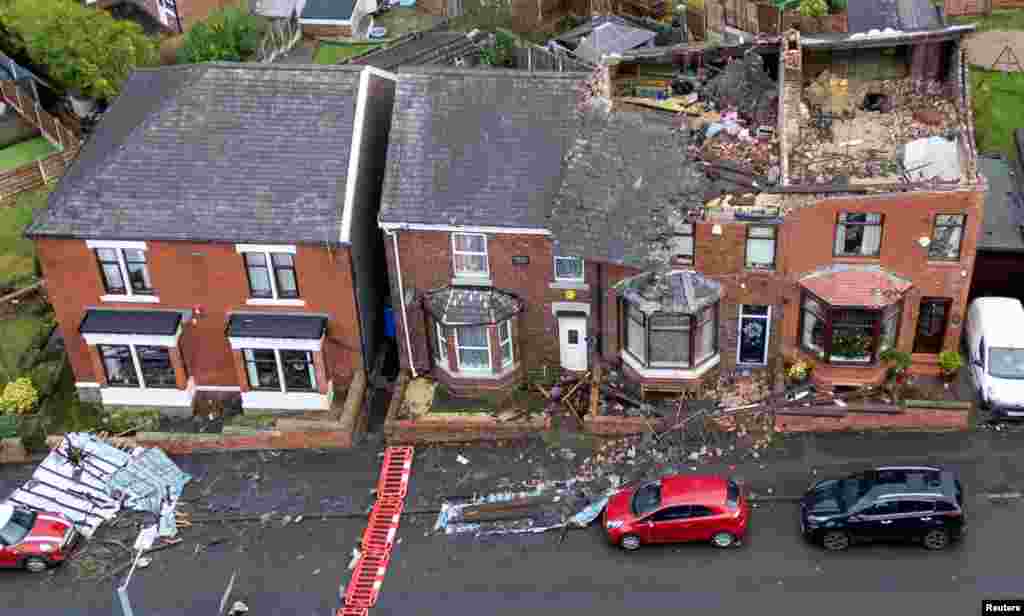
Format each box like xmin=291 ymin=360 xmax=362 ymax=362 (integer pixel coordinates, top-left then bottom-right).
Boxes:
xmin=620 ymin=534 xmax=641 ymax=551
xmin=821 ymin=531 xmax=851 ymax=552
xmin=23 ymin=556 xmax=48 ymax=573
xmin=711 ymin=532 xmax=737 ymax=548
xmin=923 ymin=529 xmax=950 ymax=551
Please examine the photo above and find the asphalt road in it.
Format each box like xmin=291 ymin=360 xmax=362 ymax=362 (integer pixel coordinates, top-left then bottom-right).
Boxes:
xmin=2 ymin=430 xmax=1024 ymax=615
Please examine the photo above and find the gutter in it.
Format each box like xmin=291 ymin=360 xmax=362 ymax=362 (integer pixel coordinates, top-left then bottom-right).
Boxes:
xmin=800 ymin=25 xmax=975 ymax=50
xmin=386 ymin=227 xmax=418 ymax=378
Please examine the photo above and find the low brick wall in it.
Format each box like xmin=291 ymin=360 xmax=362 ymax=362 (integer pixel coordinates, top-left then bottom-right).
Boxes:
xmin=584 ymin=414 xmax=666 ymax=436
xmin=385 ymin=414 xmax=551 ymax=445
xmin=303 ymin=23 xmax=353 ymax=39
xmin=133 ymin=429 xmax=358 ymax=454
xmin=775 ymin=407 xmax=969 ymax=432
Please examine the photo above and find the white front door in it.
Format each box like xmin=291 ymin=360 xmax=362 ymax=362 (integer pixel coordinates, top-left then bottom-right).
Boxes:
xmin=559 ymin=316 xmax=588 ymax=371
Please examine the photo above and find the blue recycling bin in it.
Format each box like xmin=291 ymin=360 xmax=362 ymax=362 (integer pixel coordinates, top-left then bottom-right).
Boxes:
xmin=383 ymin=305 xmax=396 ymax=339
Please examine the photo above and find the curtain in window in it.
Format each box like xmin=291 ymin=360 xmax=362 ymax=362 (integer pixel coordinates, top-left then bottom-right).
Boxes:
xmin=833 ymin=224 xmax=847 ymax=255
xmin=123 ymin=249 xmax=153 ymax=293
xmin=879 ymin=309 xmax=900 ymax=352
xmin=626 ymin=308 xmax=646 ymax=362
xmin=457 ymin=326 xmax=490 ymax=370
xmin=860 ymin=222 xmax=882 ymax=256
xmin=435 ymin=324 xmax=448 ymax=361
xmin=280 ymin=350 xmax=316 ymax=392
xmin=244 ymin=349 xmax=280 ymax=390
xmin=101 ymin=345 xmax=138 ymax=387
xmin=746 ymin=237 xmax=774 ymax=267
xmin=696 ymin=306 xmax=717 ymax=362
xmin=801 ymin=297 xmax=826 ymax=358
xmin=453 ymin=234 xmax=487 ymax=274
xmin=498 ymin=321 xmax=513 ymax=366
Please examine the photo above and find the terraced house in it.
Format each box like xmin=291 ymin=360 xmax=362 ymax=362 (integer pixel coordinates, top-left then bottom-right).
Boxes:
xmin=379 ymin=18 xmax=985 ymax=398
xmin=28 ymin=63 xmax=397 ymax=415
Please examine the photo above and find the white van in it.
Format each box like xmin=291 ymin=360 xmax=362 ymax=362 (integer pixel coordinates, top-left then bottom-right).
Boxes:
xmin=965 ymin=297 xmax=1024 ymax=417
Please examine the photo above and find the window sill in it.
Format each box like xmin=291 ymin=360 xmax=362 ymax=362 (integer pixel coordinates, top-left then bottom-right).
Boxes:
xmin=550 ymin=281 xmax=589 ymax=291
xmin=241 ymin=389 xmax=329 ymax=411
xmin=436 ymin=361 xmax=519 ymax=380
xmin=101 ymin=294 xmax=160 ymax=304
xmin=621 ymin=351 xmax=720 ymax=380
xmin=926 ymin=260 xmax=963 ymax=267
xmin=98 ymin=382 xmax=194 ymax=407
xmin=832 ymin=256 xmax=881 ymax=262
xmin=744 ymin=266 xmax=775 ymax=274
xmin=245 ymin=298 xmax=306 ymax=307
xmin=451 ymin=276 xmax=492 ymax=287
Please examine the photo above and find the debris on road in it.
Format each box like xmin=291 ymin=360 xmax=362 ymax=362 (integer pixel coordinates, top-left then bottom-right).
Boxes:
xmin=456 ymin=455 xmax=470 ymax=465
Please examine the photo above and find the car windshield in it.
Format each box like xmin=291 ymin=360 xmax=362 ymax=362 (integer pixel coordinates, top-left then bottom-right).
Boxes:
xmin=0 ymin=509 xmax=36 ymax=546
xmin=990 ymin=348 xmax=1024 ymax=379
xmin=632 ymin=482 xmax=661 ymax=516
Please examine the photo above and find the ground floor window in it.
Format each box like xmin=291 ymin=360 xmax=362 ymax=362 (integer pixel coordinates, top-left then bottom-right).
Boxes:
xmin=623 ymin=301 xmax=719 ymax=369
xmin=99 ymin=344 xmax=175 ymax=388
xmin=454 ymin=326 xmax=491 ymax=372
xmin=244 ymin=349 xmax=317 ymax=393
xmin=435 ymin=319 xmax=518 ymax=375
xmin=799 ymin=291 xmax=903 ymax=365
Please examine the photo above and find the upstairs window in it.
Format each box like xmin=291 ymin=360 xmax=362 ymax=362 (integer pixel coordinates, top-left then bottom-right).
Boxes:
xmin=929 ymin=214 xmax=966 ymax=261
xmin=834 ymin=212 xmax=883 ymax=257
xmin=242 ymin=251 xmax=299 ymax=300
xmin=94 ymin=247 xmax=153 ymax=296
xmin=745 ymin=225 xmax=776 ymax=270
xmin=554 ymin=256 xmax=584 ymax=282
xmin=674 ymin=223 xmax=695 ymax=265
xmin=452 ymin=233 xmax=489 ymax=277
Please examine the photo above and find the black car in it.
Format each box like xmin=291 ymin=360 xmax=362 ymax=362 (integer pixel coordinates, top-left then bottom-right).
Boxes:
xmin=800 ymin=466 xmax=965 ymax=551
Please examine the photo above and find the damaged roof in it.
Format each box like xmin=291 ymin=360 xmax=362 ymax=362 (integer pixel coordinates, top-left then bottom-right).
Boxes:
xmin=572 ymin=22 xmax=658 ymax=63
xmin=846 ymin=0 xmax=942 ymax=33
xmin=29 ymin=63 xmax=364 ymax=244
xmin=616 ymin=269 xmax=723 ymax=315
xmin=378 ymin=67 xmax=586 ymax=229
xmin=800 ymin=264 xmax=912 ymax=307
xmin=546 ymin=109 xmax=707 ymax=269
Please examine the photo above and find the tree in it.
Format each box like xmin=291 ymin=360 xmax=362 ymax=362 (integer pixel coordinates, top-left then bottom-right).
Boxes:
xmin=798 ymin=0 xmax=829 ymax=17
xmin=0 ymin=0 xmax=158 ymax=101
xmin=178 ymin=7 xmax=265 ymax=64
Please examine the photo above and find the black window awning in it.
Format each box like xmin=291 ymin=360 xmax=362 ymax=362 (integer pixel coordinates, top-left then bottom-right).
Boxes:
xmin=227 ymin=314 xmax=327 ymax=340
xmin=79 ymin=309 xmax=182 ymax=336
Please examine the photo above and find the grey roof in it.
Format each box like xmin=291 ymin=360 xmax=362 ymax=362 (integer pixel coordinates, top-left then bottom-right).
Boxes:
xmin=29 ymin=63 xmax=364 ymax=244
xmin=301 ymin=0 xmax=355 ymax=20
xmin=423 ymin=286 xmax=525 ymax=325
xmin=555 ymin=16 xmax=654 ymax=45
xmin=846 ymin=0 xmax=943 ymax=33
xmin=378 ymin=67 xmax=587 ymax=229
xmin=546 ymin=110 xmax=707 ymax=269
xmin=80 ymin=309 xmax=182 ymax=335
xmin=227 ymin=313 xmax=327 ymax=339
xmin=615 ymin=270 xmax=723 ymax=315
xmin=572 ymin=22 xmax=657 ymax=63
xmin=977 ymin=153 xmax=1024 ymax=253
xmin=348 ymin=31 xmax=487 ymax=71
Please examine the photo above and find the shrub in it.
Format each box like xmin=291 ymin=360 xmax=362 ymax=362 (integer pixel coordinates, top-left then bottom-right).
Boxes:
xmin=1 ymin=377 xmax=39 ymax=415
xmin=17 ymin=414 xmax=48 ymax=452
xmin=178 ymin=7 xmax=264 ymax=63
xmin=829 ymin=0 xmax=847 ymax=11
xmin=798 ymin=0 xmax=828 ymax=17
xmin=938 ymin=350 xmax=964 ymax=375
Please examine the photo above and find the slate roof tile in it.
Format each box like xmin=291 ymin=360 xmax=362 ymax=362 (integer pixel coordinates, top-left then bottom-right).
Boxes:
xmin=29 ymin=63 xmax=364 ymax=245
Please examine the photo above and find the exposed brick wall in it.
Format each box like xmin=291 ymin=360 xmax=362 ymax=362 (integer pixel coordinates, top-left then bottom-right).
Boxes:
xmin=384 ymin=415 xmax=550 ymax=444
xmin=34 ymin=238 xmax=363 ymax=394
xmin=775 ymin=408 xmax=968 ymax=432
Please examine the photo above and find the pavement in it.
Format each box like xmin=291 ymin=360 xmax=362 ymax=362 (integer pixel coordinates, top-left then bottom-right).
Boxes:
xmin=2 ymin=429 xmax=1024 ymax=614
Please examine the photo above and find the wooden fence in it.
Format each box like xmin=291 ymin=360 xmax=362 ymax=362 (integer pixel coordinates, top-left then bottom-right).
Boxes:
xmin=0 ymin=80 xmax=80 ymax=203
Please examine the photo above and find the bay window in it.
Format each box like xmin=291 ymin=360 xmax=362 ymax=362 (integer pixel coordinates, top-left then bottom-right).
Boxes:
xmin=498 ymin=320 xmax=514 ymax=367
xmin=623 ymin=301 xmax=719 ymax=369
xmin=799 ymin=290 xmax=903 ymax=365
xmin=244 ymin=349 xmax=317 ymax=392
xmin=99 ymin=344 xmax=175 ymax=388
xmin=455 ymin=326 xmax=491 ymax=371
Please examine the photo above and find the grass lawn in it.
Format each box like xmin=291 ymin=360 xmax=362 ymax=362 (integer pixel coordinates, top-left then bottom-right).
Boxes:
xmin=370 ymin=7 xmax=444 ymax=38
xmin=0 ymin=136 xmax=58 ymax=172
xmin=0 ymin=184 xmax=52 ymax=289
xmin=970 ymin=68 xmax=1024 ymax=159
xmin=950 ymin=8 xmax=1024 ymax=32
xmin=314 ymin=41 xmax=388 ymax=64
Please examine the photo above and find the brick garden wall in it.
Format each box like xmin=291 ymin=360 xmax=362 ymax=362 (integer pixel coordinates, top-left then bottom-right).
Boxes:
xmin=302 ymin=23 xmax=353 ymax=39
xmin=34 ymin=238 xmax=364 ymax=392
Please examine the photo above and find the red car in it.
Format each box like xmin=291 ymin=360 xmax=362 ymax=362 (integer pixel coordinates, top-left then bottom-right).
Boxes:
xmin=0 ymin=503 xmax=77 ymax=572
xmin=603 ymin=475 xmax=750 ymax=550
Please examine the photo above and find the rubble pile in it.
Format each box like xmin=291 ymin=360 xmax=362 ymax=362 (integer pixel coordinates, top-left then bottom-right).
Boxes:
xmin=792 ymin=77 xmax=963 ymax=181
xmin=702 ymin=52 xmax=778 ymax=127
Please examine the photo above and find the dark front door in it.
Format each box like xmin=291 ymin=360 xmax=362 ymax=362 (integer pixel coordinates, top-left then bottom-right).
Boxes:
xmin=738 ymin=305 xmax=771 ymax=365
xmin=913 ymin=298 xmax=951 ymax=354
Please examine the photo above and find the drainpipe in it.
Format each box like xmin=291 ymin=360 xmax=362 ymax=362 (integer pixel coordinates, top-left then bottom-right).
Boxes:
xmin=386 ymin=228 xmax=418 ymax=378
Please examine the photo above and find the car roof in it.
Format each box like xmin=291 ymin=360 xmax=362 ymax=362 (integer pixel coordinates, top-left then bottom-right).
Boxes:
xmin=971 ymin=298 xmax=1024 ymax=348
xmin=660 ymin=475 xmax=728 ymax=506
xmin=859 ymin=467 xmax=959 ymax=501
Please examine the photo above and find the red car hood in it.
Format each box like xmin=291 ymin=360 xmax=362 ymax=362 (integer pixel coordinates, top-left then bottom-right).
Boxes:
xmin=605 ymin=488 xmax=637 ymax=522
xmin=24 ymin=514 xmax=72 ymax=543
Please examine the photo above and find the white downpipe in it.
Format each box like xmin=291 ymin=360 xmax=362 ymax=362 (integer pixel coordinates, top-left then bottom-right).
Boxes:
xmin=388 ymin=228 xmax=418 ymax=378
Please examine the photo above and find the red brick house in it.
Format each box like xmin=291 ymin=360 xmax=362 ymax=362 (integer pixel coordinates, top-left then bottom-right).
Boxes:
xmin=28 ymin=62 xmax=397 ymax=415
xmin=379 ymin=37 xmax=986 ymax=397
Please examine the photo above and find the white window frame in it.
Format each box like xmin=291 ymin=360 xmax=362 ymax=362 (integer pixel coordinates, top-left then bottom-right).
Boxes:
xmin=451 ymin=232 xmax=489 ymax=278
xmin=243 ymin=348 xmax=318 ymax=394
xmin=235 ymin=244 xmax=304 ymax=306
xmin=97 ymin=343 xmax=176 ymax=390
xmin=436 ymin=323 xmax=448 ymax=362
xmin=87 ymin=240 xmax=159 ymax=303
xmin=498 ymin=320 xmax=514 ymax=367
xmin=554 ymin=256 xmax=585 ymax=282
xmin=736 ymin=304 xmax=772 ymax=366
xmin=454 ymin=325 xmax=492 ymax=373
